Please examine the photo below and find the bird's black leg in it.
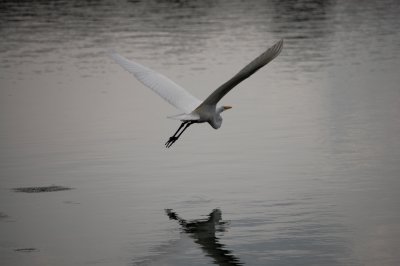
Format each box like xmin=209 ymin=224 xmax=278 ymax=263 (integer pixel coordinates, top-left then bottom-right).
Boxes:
xmin=176 ymin=122 xmax=192 ymax=138
xmin=165 ymin=122 xmax=186 ymax=148
xmin=172 ymin=122 xmax=186 ymax=137
xmin=165 ymin=121 xmax=192 ymax=148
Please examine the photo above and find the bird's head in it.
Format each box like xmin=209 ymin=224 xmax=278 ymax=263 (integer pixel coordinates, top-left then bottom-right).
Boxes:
xmin=211 ymin=106 xmax=232 ymax=129
xmin=217 ymin=105 xmax=232 ymax=114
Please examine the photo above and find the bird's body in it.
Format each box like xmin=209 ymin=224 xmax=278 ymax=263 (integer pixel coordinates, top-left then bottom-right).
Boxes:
xmin=191 ymin=105 xmax=226 ymax=129
xmin=111 ymin=39 xmax=283 ymax=147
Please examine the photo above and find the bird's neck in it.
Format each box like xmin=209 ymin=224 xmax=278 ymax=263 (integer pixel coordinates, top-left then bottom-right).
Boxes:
xmin=216 ymin=106 xmax=225 ymax=114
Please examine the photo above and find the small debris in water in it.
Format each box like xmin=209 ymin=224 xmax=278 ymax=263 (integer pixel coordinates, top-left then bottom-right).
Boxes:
xmin=13 ymin=185 xmax=73 ymax=193
xmin=14 ymin=248 xmax=38 ymax=252
xmin=0 ymin=212 xmax=15 ymax=223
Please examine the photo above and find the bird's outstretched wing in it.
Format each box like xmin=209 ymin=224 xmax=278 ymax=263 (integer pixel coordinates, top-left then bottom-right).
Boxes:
xmin=198 ymin=39 xmax=283 ymax=108
xmin=110 ymin=52 xmax=202 ymax=114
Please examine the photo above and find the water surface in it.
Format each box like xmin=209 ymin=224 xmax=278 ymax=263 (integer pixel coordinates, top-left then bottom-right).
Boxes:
xmin=1 ymin=0 xmax=400 ymax=265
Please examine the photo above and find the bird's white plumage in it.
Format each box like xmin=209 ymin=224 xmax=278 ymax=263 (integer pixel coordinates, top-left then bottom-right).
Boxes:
xmin=110 ymin=52 xmax=202 ymax=114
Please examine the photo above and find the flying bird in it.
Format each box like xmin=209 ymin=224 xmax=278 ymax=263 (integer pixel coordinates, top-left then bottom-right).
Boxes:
xmin=111 ymin=39 xmax=283 ymax=148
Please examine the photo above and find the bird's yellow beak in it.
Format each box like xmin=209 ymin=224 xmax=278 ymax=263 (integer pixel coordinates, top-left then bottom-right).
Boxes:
xmin=223 ymin=106 xmax=232 ymax=110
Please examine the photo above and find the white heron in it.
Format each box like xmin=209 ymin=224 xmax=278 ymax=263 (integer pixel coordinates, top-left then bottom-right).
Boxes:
xmin=111 ymin=39 xmax=283 ymax=148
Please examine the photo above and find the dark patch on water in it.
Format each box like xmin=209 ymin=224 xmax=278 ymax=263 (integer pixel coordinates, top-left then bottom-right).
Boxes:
xmin=0 ymin=212 xmax=15 ymax=223
xmin=12 ymin=185 xmax=73 ymax=193
xmin=63 ymin=200 xmax=80 ymax=205
xmin=14 ymin=248 xmax=39 ymax=253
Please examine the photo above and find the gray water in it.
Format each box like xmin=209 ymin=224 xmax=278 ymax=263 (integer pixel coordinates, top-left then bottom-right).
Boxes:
xmin=1 ymin=0 xmax=400 ymax=265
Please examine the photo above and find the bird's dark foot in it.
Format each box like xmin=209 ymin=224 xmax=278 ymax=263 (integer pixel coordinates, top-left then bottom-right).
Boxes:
xmin=165 ymin=136 xmax=178 ymax=148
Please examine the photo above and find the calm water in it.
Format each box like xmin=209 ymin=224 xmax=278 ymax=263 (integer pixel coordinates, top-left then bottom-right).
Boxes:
xmin=1 ymin=0 xmax=400 ymax=265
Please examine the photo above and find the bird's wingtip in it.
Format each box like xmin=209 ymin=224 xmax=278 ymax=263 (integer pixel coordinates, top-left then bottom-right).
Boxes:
xmin=274 ymin=39 xmax=284 ymax=54
xmin=273 ymin=39 xmax=284 ymax=49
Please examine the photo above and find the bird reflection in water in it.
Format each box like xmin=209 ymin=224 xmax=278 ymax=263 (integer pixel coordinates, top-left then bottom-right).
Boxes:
xmin=165 ymin=208 xmax=243 ymax=266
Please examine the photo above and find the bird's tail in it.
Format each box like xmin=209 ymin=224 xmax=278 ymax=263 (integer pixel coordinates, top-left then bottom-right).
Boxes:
xmin=167 ymin=113 xmax=200 ymax=121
